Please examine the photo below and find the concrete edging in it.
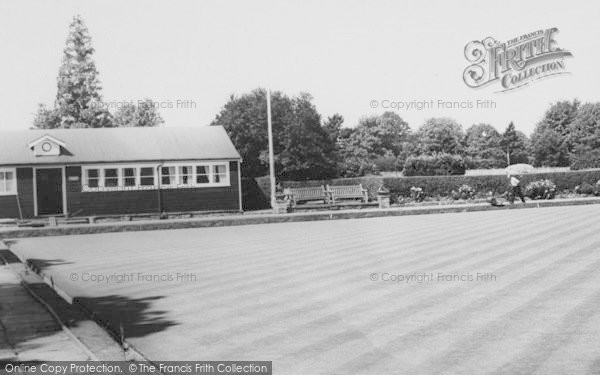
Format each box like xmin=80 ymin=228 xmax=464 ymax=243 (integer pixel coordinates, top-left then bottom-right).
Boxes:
xmin=1 ymin=239 xmax=156 ymax=364
xmin=0 ymin=241 xmax=96 ymax=360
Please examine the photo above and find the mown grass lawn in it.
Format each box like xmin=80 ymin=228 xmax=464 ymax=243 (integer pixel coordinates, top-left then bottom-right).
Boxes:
xmin=9 ymin=205 xmax=600 ymax=374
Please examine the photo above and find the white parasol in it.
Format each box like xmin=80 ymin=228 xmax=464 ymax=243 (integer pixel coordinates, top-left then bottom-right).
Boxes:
xmin=505 ymin=163 xmax=534 ymax=175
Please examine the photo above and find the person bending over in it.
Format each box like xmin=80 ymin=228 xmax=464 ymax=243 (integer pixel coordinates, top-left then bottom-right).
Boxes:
xmin=508 ymin=174 xmax=526 ymax=204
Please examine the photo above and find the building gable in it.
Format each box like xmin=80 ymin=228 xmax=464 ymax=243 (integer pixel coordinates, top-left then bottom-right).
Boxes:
xmin=27 ymin=135 xmax=67 ymax=157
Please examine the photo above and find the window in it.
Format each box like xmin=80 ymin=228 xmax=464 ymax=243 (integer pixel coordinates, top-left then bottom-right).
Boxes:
xmin=86 ymin=169 xmax=100 ymax=188
xmin=81 ymin=162 xmax=230 ymax=192
xmin=178 ymin=166 xmax=192 ymax=186
xmin=104 ymin=168 xmax=119 ymax=187
xmin=213 ymin=164 xmax=228 ymax=184
xmin=140 ymin=167 xmax=155 ymax=186
xmin=161 ymin=166 xmax=176 ymax=186
xmin=0 ymin=169 xmax=16 ymax=195
xmin=122 ymin=168 xmax=137 ymax=187
xmin=196 ymin=165 xmax=210 ymax=184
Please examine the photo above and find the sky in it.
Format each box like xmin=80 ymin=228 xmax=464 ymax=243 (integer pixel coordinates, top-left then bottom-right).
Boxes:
xmin=0 ymin=0 xmax=598 ymax=135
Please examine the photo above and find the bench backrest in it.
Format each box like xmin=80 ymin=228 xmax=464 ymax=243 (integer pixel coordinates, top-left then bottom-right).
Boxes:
xmin=327 ymin=184 xmax=364 ymax=196
xmin=288 ymin=186 xmax=327 ymax=199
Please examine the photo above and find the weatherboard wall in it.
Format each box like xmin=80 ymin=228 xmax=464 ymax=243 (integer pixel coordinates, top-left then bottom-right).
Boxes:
xmin=64 ymin=161 xmax=241 ymax=216
xmin=17 ymin=167 xmax=35 ymax=217
xmin=0 ymin=196 xmax=20 ymax=218
xmin=0 ymin=168 xmax=34 ymax=219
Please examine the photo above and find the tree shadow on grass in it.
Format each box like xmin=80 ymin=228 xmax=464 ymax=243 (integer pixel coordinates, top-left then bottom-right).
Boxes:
xmin=25 ymin=258 xmax=72 ymax=273
xmin=74 ymin=295 xmax=178 ymax=341
xmin=22 ymin=257 xmax=179 ymax=341
xmin=1 ymin=248 xmax=178 ymax=358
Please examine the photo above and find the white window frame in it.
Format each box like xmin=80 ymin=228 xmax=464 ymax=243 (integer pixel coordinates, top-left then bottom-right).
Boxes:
xmin=103 ymin=167 xmax=120 ymax=188
xmin=0 ymin=168 xmax=17 ymax=196
xmin=211 ymin=163 xmax=230 ymax=185
xmin=178 ymin=165 xmax=193 ymax=186
xmin=159 ymin=162 xmax=230 ymax=188
xmin=82 ymin=164 xmax=158 ymax=192
xmin=84 ymin=168 xmax=101 ymax=189
xmin=122 ymin=167 xmax=138 ymax=188
xmin=139 ymin=166 xmax=157 ymax=188
xmin=160 ymin=166 xmax=178 ymax=188
xmin=81 ymin=161 xmax=230 ymax=192
xmin=195 ymin=165 xmax=211 ymax=185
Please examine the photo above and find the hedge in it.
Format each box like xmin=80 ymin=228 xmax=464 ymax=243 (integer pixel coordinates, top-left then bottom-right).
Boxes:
xmin=244 ymin=170 xmax=600 ymax=209
xmin=403 ymin=154 xmax=466 ymax=176
xmin=383 ymin=170 xmax=600 ymax=198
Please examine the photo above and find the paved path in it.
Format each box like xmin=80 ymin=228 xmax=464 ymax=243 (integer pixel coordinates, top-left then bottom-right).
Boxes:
xmin=0 ymin=264 xmax=92 ymax=361
xmin=0 ymin=244 xmax=125 ymax=362
xmin=8 ymin=205 xmax=600 ymax=374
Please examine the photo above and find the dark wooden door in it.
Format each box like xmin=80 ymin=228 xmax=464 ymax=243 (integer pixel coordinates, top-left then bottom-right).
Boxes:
xmin=36 ymin=168 xmax=63 ymax=215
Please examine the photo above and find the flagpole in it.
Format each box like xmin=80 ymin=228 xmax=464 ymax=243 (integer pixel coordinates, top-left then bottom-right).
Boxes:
xmin=267 ymin=88 xmax=276 ymax=208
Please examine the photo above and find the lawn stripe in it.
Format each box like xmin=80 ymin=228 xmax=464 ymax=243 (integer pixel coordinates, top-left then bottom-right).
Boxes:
xmin=328 ymin=236 xmax=600 ymax=373
xmin=8 ymin=205 xmax=600 ymax=374
xmin=214 ymin=221 xmax=600 ymax=366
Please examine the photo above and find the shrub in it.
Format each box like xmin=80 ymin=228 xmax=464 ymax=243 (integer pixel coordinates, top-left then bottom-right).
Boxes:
xmin=242 ymin=177 xmax=270 ymax=210
xmin=525 ymin=179 xmax=556 ymax=200
xmin=575 ymin=182 xmax=595 ymax=195
xmin=384 ymin=175 xmax=507 ymax=199
xmin=457 ymin=184 xmax=476 ymax=199
xmin=595 ymin=180 xmax=600 ymax=196
xmin=451 ymin=184 xmax=475 ymax=200
xmin=570 ymin=149 xmax=600 ymax=170
xmin=403 ymin=153 xmax=466 ymax=176
xmin=409 ymin=186 xmax=425 ymax=202
xmin=465 ymin=157 xmax=506 ymax=169
xmin=372 ymin=156 xmax=404 ymax=173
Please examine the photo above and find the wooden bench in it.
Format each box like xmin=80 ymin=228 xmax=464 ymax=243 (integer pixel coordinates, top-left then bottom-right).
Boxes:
xmin=327 ymin=184 xmax=369 ymax=204
xmin=284 ymin=186 xmax=329 ymax=206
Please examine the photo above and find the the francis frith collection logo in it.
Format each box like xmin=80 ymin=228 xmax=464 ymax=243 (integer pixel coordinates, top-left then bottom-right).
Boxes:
xmin=463 ymin=28 xmax=573 ymax=92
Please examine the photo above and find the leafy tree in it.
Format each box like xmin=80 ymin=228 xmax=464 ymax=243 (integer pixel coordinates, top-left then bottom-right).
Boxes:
xmin=212 ymin=89 xmax=290 ymax=177
xmin=337 ymin=112 xmax=411 ymax=176
xmin=274 ymin=93 xmax=337 ymax=180
xmin=32 ymin=104 xmax=61 ymax=129
xmin=569 ymin=102 xmax=600 ymax=169
xmin=464 ymin=123 xmax=505 ymax=167
xmin=113 ymin=99 xmax=164 ymax=127
xmin=322 ymin=114 xmax=344 ymax=144
xmin=530 ymin=100 xmax=579 ymax=166
xmin=501 ymin=122 xmax=530 ymax=165
xmin=337 ymin=130 xmax=374 ymax=177
xmin=350 ymin=113 xmax=409 ymax=155
xmin=530 ymin=126 xmax=568 ymax=167
xmin=320 ymin=114 xmax=345 ymax=173
xmin=212 ymin=89 xmax=337 ymax=179
xmin=514 ymin=131 xmax=531 ymax=164
xmin=415 ymin=117 xmax=465 ymax=155
xmin=33 ymin=15 xmax=112 ymax=128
